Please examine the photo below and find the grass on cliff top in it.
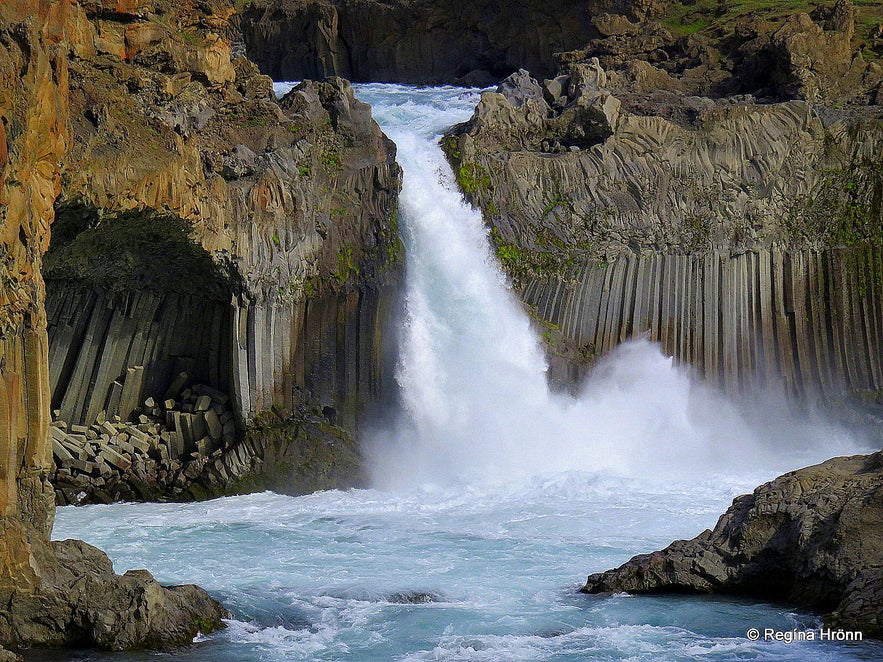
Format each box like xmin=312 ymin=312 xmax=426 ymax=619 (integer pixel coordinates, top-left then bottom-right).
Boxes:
xmin=662 ymin=0 xmax=883 ymax=49
xmin=44 ymin=203 xmax=235 ymax=300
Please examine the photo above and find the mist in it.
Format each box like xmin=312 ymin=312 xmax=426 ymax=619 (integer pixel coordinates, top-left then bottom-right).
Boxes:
xmin=360 ymin=87 xmax=868 ymax=492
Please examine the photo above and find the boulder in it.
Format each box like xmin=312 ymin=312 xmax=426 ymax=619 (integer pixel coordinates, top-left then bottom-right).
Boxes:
xmin=497 ymin=69 xmax=545 ymax=108
xmin=0 ymin=531 xmax=228 ymax=650
xmin=582 ymin=452 xmax=883 ymax=638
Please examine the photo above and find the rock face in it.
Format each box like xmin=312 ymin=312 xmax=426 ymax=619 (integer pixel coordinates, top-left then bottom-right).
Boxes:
xmin=564 ymin=0 xmax=883 ymax=105
xmin=0 ymin=0 xmax=227 ymax=652
xmin=582 ymin=452 xmax=883 ymax=638
xmin=43 ymin=0 xmax=402 ymax=497
xmin=443 ymin=29 xmax=883 ymax=403
xmin=239 ymin=0 xmax=596 ymax=85
xmin=48 ymin=385 xmax=361 ymax=504
xmin=2 ymin=536 xmax=228 ymax=650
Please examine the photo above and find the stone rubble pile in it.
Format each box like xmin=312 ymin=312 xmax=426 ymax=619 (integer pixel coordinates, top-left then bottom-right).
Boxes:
xmin=51 ymin=379 xmax=254 ymax=504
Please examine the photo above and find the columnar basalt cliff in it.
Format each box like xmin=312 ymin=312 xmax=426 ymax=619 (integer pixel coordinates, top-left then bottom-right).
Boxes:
xmin=238 ymin=0 xmax=597 ymax=85
xmin=582 ymin=452 xmax=883 ymax=638
xmin=443 ymin=1 xmax=883 ymax=405
xmin=0 ymin=0 xmax=226 ymax=653
xmin=40 ymin=0 xmax=402 ymax=502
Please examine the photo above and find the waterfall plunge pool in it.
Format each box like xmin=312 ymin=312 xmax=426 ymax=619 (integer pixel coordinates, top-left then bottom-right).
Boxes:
xmin=48 ymin=84 xmax=882 ymax=662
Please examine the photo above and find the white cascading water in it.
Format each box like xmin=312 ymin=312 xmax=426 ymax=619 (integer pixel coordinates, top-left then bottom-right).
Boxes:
xmin=358 ymin=84 xmax=858 ymax=490
xmin=50 ymin=84 xmax=881 ymax=662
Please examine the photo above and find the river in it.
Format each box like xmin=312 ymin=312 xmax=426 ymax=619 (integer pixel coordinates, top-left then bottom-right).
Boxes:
xmin=49 ymin=84 xmax=880 ymax=662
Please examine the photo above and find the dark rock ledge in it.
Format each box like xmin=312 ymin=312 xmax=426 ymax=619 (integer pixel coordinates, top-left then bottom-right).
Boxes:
xmin=0 ymin=522 xmax=228 ymax=655
xmin=581 ymin=452 xmax=883 ymax=638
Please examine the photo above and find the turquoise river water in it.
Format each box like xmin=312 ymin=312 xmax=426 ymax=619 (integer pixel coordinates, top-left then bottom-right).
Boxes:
xmin=48 ymin=84 xmax=882 ymax=662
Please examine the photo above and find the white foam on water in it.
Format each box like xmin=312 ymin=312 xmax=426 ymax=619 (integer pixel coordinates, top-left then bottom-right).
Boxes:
xmin=356 ymin=83 xmax=867 ymax=491
xmin=44 ymin=83 xmax=882 ymax=662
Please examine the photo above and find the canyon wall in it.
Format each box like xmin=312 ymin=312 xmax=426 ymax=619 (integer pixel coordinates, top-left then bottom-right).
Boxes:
xmin=443 ymin=2 xmax=883 ymax=405
xmin=38 ymin=0 xmax=402 ymax=502
xmin=239 ymin=0 xmax=599 ymax=85
xmin=0 ymin=0 xmax=226 ymax=652
xmin=521 ymin=247 xmax=882 ymax=402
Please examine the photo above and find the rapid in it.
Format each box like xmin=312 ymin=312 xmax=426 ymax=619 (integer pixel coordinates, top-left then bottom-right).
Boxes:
xmin=49 ymin=84 xmax=880 ymax=661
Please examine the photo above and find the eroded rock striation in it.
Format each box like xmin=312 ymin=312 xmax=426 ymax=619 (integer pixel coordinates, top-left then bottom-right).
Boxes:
xmin=443 ymin=1 xmax=883 ymax=405
xmin=582 ymin=452 xmax=883 ymax=638
xmin=0 ymin=0 xmax=227 ymax=652
xmin=239 ymin=0 xmax=596 ymax=85
xmin=42 ymin=0 xmax=402 ymax=500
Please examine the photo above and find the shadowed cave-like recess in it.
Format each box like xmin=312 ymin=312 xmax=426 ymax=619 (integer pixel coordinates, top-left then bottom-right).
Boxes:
xmin=42 ymin=202 xmax=394 ymax=505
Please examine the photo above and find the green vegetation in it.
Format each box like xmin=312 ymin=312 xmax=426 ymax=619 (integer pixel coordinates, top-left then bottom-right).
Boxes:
xmin=659 ymin=0 xmax=883 ymax=49
xmin=456 ymin=162 xmax=491 ymax=196
xmin=443 ymin=136 xmax=462 ymax=160
xmin=323 ymin=151 xmax=342 ymax=173
xmin=496 ymin=243 xmax=522 ymax=268
xmin=335 ymin=246 xmax=358 ymax=284
xmin=45 ymin=203 xmax=235 ymax=300
xmin=176 ymin=29 xmax=205 ymax=48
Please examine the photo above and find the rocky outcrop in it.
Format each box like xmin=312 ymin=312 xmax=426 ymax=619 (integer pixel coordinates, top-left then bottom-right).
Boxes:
xmin=443 ymin=49 xmax=883 ymax=403
xmin=0 ymin=0 xmax=226 ymax=653
xmin=565 ymin=0 xmax=883 ymax=105
xmin=581 ymin=452 xmax=883 ymax=638
xmin=48 ymin=382 xmax=361 ymax=504
xmin=44 ymin=0 xmax=402 ymax=497
xmin=238 ymin=0 xmax=883 ymax=98
xmin=1 ymin=535 xmax=228 ymax=650
xmin=239 ymin=0 xmax=596 ymax=85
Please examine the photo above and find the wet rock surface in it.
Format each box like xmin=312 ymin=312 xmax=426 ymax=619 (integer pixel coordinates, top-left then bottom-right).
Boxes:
xmin=0 ymin=529 xmax=227 ymax=651
xmin=49 ymin=381 xmax=362 ymax=504
xmin=581 ymin=452 xmax=883 ymax=638
xmin=441 ymin=3 xmax=883 ymax=403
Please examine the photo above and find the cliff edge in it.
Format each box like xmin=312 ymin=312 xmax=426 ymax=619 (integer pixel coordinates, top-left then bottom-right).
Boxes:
xmin=39 ymin=0 xmax=402 ymax=504
xmin=443 ymin=1 xmax=883 ymax=408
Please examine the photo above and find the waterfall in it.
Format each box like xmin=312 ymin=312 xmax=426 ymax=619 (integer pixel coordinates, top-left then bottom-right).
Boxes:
xmin=355 ymin=85 xmax=861 ymax=490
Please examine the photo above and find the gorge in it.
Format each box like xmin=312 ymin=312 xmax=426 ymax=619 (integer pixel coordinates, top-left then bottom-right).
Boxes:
xmin=47 ymin=82 xmax=883 ymax=661
xmin=0 ymin=0 xmax=881 ymax=658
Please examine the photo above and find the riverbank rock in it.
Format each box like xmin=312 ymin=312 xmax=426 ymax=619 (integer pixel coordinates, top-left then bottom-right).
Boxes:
xmin=581 ymin=452 xmax=883 ymax=638
xmin=0 ymin=529 xmax=227 ymax=650
xmin=49 ymin=383 xmax=361 ymax=504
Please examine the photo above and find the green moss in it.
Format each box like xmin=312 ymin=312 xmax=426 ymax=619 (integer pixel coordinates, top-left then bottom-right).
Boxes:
xmin=456 ymin=163 xmax=492 ymax=196
xmin=323 ymin=151 xmax=342 ymax=171
xmin=657 ymin=0 xmax=883 ymax=54
xmin=45 ymin=203 xmax=235 ymax=299
xmin=335 ymin=246 xmax=358 ymax=284
xmin=496 ymin=243 xmax=522 ymax=267
xmin=378 ymin=206 xmax=404 ymax=265
xmin=176 ymin=29 xmax=206 ymax=48
xmin=443 ymin=135 xmax=462 ymax=161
